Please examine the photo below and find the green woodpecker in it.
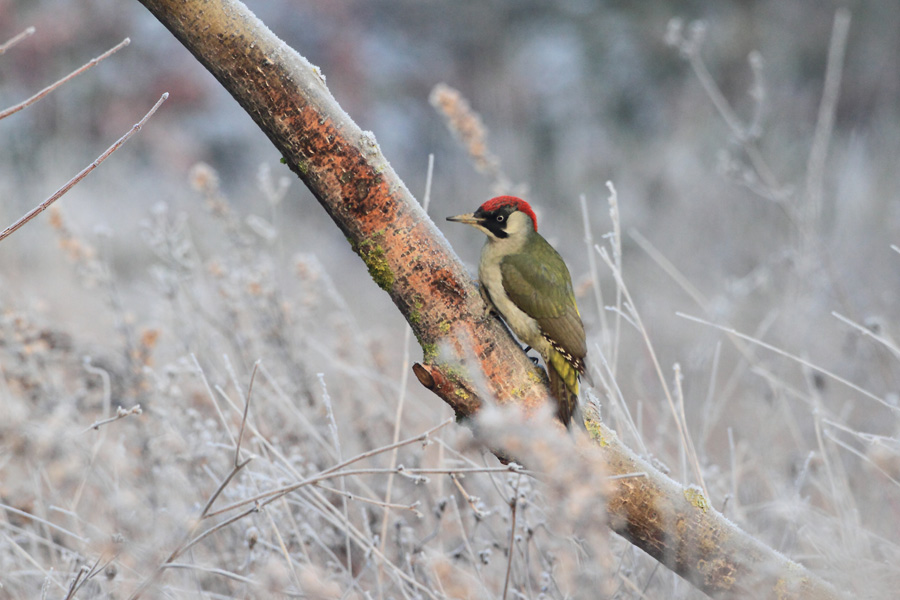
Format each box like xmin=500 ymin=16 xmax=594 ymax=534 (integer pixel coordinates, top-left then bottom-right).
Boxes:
xmin=447 ymin=196 xmax=589 ymax=427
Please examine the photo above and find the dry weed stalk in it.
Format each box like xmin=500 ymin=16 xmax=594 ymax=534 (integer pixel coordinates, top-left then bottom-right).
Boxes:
xmin=430 ymin=82 xmax=514 ymax=194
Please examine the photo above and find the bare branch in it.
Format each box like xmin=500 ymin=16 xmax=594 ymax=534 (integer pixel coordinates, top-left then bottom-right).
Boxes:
xmin=0 ymin=38 xmax=130 ymax=120
xmin=0 ymin=93 xmax=168 ymax=244
xmin=0 ymin=26 xmax=35 ymax=55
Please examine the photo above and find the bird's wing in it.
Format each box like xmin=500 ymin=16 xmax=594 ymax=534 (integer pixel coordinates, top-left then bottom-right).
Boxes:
xmin=499 ymin=245 xmax=587 ymax=361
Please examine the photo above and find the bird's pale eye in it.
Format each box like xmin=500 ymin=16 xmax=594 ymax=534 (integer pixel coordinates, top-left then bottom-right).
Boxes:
xmin=496 ymin=215 xmax=505 ymax=222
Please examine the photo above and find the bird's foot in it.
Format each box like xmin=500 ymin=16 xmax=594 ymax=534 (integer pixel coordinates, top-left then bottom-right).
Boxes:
xmin=477 ymin=305 xmax=496 ymax=324
xmin=522 ymin=346 xmax=540 ymax=366
xmin=477 ymin=284 xmax=497 ymax=321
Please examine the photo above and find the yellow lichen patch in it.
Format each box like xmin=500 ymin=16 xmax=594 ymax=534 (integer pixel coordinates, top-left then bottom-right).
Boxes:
xmin=507 ymin=385 xmax=527 ymax=398
xmin=684 ymin=486 xmax=710 ymax=512
xmin=453 ymin=387 xmax=470 ymax=400
xmin=585 ymin=418 xmax=609 ymax=446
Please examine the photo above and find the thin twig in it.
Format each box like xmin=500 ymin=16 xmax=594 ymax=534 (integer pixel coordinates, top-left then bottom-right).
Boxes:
xmin=192 ymin=355 xmax=237 ymax=448
xmin=319 ymin=418 xmax=453 ymax=477
xmin=673 ymin=363 xmax=709 ymax=499
xmin=63 ymin=556 xmax=113 ymax=600
xmin=0 ymin=38 xmax=130 ymax=120
xmin=628 ymin=228 xmax=710 ymax=310
xmin=580 ymin=194 xmax=609 ymax=356
xmin=83 ymin=405 xmax=143 ymax=433
xmin=214 ymin=364 xmax=384 ymax=507
xmin=803 ymin=9 xmax=851 ymax=235
xmin=204 ymin=462 xmax=517 ymax=519
xmin=162 ymin=563 xmax=258 ymax=585
xmin=128 ymin=361 xmax=268 ymax=599
xmin=449 ymin=473 xmax=488 ymax=520
xmin=235 ymin=360 xmax=260 ymax=467
xmin=597 ymin=245 xmax=707 ymax=490
xmin=128 ymin=497 xmax=256 ymax=600
xmin=832 ymin=311 xmax=900 ymax=360
xmin=591 ymin=346 xmax=646 ymax=454
xmin=678 ymin=311 xmax=899 ymax=412
xmin=0 ymin=26 xmax=35 ymax=55
xmin=81 ymin=356 xmax=113 ymax=434
xmin=63 ymin=565 xmax=91 ymax=600
xmin=449 ymin=494 xmax=491 ymax=594
xmin=0 ymin=92 xmax=168 ymax=244
xmin=822 ymin=427 xmax=900 ymax=490
xmin=727 ymin=427 xmax=738 ymax=517
xmin=606 ymin=472 xmax=648 ymax=481
xmin=199 ymin=458 xmax=253 ymax=519
xmin=175 ymin=507 xmax=257 ymax=562
xmin=203 ymin=420 xmax=455 ymax=519
xmin=606 ymin=182 xmax=624 ymax=374
xmin=319 ymin=372 xmax=353 ymax=578
xmin=502 ymin=474 xmax=522 ymax=600
xmin=315 ymin=483 xmax=423 ymax=515
xmin=0 ymin=503 xmax=88 ymax=544
xmin=422 ymin=153 xmax=435 ymax=213
xmin=302 ymin=489 xmax=443 ymax=599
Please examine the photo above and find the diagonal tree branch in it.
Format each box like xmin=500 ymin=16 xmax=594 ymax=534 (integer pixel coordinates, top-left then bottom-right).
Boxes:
xmin=133 ymin=1 xmax=845 ymax=598
xmin=136 ymin=0 xmax=545 ymax=421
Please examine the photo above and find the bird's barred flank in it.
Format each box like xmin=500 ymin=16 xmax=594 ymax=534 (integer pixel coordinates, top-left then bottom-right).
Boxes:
xmin=543 ymin=334 xmax=585 ymax=374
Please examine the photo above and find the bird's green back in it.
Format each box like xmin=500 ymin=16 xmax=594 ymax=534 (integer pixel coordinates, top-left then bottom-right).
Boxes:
xmin=499 ymin=234 xmax=587 ymax=360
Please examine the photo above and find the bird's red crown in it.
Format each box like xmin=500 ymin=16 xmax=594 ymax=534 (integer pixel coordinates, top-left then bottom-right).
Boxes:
xmin=480 ymin=196 xmax=538 ymax=232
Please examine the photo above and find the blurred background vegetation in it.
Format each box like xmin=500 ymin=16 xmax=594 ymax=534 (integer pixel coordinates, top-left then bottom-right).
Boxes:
xmin=1 ymin=0 xmax=899 ymax=597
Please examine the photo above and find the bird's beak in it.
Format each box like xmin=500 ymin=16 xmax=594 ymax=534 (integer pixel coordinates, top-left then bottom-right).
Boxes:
xmin=446 ymin=212 xmax=481 ymax=226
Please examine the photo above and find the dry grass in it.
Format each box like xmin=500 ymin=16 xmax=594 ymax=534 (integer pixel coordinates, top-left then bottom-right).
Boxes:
xmin=0 ymin=168 xmax=625 ymax=599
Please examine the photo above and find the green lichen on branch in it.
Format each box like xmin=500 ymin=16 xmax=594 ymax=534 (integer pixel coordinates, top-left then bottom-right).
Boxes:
xmin=408 ymin=296 xmax=424 ymax=325
xmin=350 ymin=234 xmax=394 ymax=292
xmin=421 ymin=342 xmax=438 ymax=363
xmin=442 ymin=362 xmax=472 ymax=386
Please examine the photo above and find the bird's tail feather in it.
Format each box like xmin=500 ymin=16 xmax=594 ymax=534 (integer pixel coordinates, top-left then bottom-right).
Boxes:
xmin=547 ymin=362 xmax=578 ymax=427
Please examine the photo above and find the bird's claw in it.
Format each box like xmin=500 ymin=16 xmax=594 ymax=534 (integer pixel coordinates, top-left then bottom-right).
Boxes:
xmin=521 ymin=345 xmax=540 ymax=366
